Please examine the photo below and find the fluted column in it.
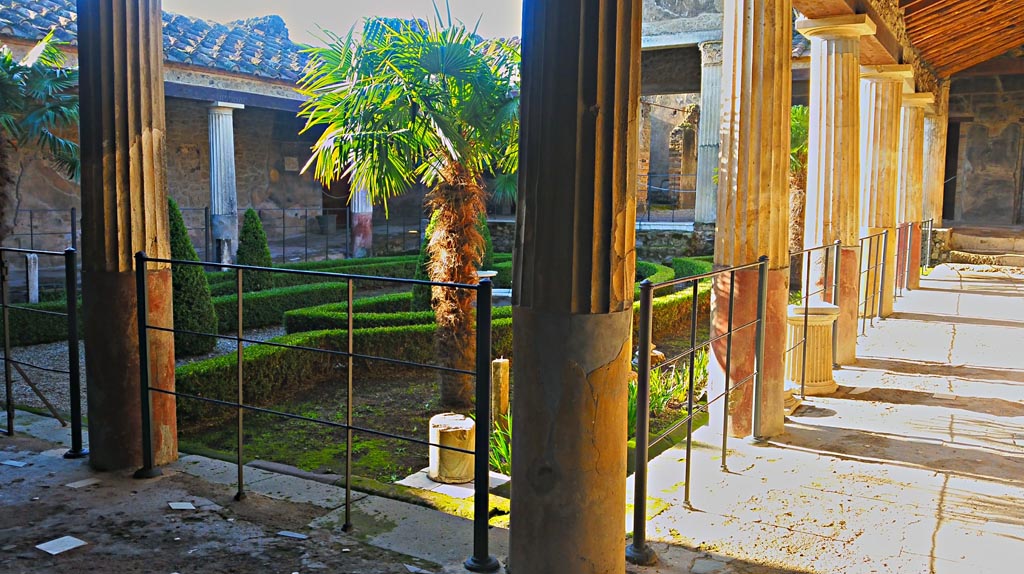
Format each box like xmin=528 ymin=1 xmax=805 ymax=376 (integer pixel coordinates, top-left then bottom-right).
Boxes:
xmin=860 ymin=65 xmax=912 ymax=318
xmin=209 ymin=102 xmax=243 ymax=264
xmin=710 ymin=0 xmax=792 ymax=440
xmin=898 ymin=92 xmax=933 ymax=290
xmin=78 ymin=0 xmax=176 ymax=470
xmin=511 ymin=0 xmax=640 ymax=572
xmin=695 ymin=40 xmax=722 ymax=226
xmin=923 ymin=83 xmax=950 ymax=228
xmin=350 ymin=186 xmax=372 ymax=257
xmin=637 ymin=99 xmax=652 ymax=216
xmin=797 ymin=15 xmax=875 ymax=366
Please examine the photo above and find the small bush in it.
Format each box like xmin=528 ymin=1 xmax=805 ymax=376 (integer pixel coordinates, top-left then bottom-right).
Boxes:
xmin=236 ymin=208 xmax=274 ymax=292
xmin=169 ymin=198 xmax=219 ymax=356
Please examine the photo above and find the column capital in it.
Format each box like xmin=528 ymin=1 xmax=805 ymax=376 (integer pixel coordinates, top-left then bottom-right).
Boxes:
xmin=902 ymin=92 xmax=935 ymax=108
xmin=699 ymin=40 xmax=723 ymax=66
xmin=861 ymin=64 xmax=914 ymax=82
xmin=209 ymin=101 xmax=245 ymax=113
xmin=797 ymin=14 xmax=876 ymax=39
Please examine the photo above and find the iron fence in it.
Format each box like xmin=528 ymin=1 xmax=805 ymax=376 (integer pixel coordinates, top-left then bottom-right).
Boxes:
xmin=132 ymin=253 xmax=499 ymax=572
xmin=894 ymin=222 xmax=914 ymax=298
xmin=922 ymin=218 xmax=934 ymax=269
xmin=627 ymin=256 xmax=769 ymax=566
xmin=637 ymin=173 xmax=697 ymax=224
xmin=5 ymin=208 xmax=78 ymax=253
xmin=256 ymin=208 xmax=425 ymax=264
xmin=858 ymin=230 xmax=889 ymax=333
xmin=0 ymin=247 xmax=86 ymax=459
xmin=787 ymin=241 xmax=842 ymax=398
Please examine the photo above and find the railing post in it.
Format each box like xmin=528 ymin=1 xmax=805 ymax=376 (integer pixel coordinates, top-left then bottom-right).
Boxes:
xmin=831 ymin=240 xmax=841 ymax=367
xmin=465 ymin=278 xmax=499 ymax=573
xmin=133 ymin=251 xmax=161 ymax=479
xmin=626 ymin=280 xmax=658 ymax=566
xmin=281 ymin=210 xmax=287 ymax=264
xmin=28 ymin=211 xmax=34 ymax=251
xmin=751 ymin=255 xmax=769 ymax=443
xmin=204 ymin=206 xmax=212 ymax=263
xmin=721 ymin=269 xmax=736 ymax=471
xmin=878 ymin=230 xmax=889 ymax=320
xmin=924 ymin=219 xmax=933 ymax=269
xmin=2 ymin=256 xmax=13 ymax=436
xmin=63 ymin=248 xmax=86 ymax=459
xmin=343 ymin=278 xmax=354 ymax=532
xmin=235 ymin=267 xmax=246 ymax=501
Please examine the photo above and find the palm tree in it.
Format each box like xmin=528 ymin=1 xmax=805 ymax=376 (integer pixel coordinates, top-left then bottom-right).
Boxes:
xmin=298 ymin=16 xmax=519 ymax=408
xmin=0 ymin=32 xmax=80 ymax=241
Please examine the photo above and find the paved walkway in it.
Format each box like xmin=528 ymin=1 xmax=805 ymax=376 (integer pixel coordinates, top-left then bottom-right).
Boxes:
xmin=633 ymin=264 xmax=1024 ymax=573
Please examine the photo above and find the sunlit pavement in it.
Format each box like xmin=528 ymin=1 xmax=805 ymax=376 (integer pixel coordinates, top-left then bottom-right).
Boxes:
xmin=632 ymin=264 xmax=1024 ymax=574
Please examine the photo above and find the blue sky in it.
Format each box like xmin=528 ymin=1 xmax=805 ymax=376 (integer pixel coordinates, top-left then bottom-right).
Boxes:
xmin=162 ymin=0 xmax=524 ymax=45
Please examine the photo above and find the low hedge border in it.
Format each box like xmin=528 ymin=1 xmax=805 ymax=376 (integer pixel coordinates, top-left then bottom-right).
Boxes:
xmin=284 ymin=297 xmax=514 ymax=334
xmin=634 ymin=261 xmax=675 ymax=300
xmin=176 ymin=319 xmax=513 ymax=426
xmin=0 ymin=300 xmax=79 ymax=347
xmin=213 ymin=282 xmax=350 ymax=333
xmin=207 ymin=259 xmax=419 ymax=296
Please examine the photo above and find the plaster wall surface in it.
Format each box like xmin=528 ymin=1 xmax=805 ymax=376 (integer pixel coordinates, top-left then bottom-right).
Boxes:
xmin=948 ymin=76 xmax=1024 ymax=225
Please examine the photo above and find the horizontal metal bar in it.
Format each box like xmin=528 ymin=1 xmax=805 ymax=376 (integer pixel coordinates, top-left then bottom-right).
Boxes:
xmin=658 ymin=318 xmax=760 ymax=369
xmin=788 ymin=243 xmax=838 ymax=257
xmin=146 ymin=325 xmax=475 ymax=376
xmin=784 ymin=340 xmax=806 ymax=354
xmin=139 ymin=255 xmax=479 ymax=290
xmin=0 ymin=247 xmax=67 ymax=257
xmin=1 ymin=305 xmax=69 ymax=318
xmin=2 ymin=357 xmax=71 ymax=375
xmin=647 ymin=371 xmax=757 ymax=450
xmin=653 ymin=260 xmax=766 ymax=289
xmin=145 ymin=387 xmax=475 ymax=455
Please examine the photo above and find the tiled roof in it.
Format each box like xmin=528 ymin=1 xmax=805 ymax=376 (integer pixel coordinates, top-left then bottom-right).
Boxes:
xmin=0 ymin=0 xmax=307 ymax=82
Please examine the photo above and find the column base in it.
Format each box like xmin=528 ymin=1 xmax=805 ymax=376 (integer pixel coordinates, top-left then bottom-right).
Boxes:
xmin=510 ymin=307 xmax=631 ymax=574
xmin=83 ymin=268 xmax=178 ymax=471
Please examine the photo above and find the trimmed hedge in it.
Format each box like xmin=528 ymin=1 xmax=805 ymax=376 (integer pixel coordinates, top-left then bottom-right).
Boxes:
xmin=236 ymin=208 xmax=275 ymax=292
xmin=212 ymin=282 xmax=349 ymax=333
xmin=176 ymin=319 xmax=514 ymax=425
xmin=207 ymin=259 xmax=419 ymax=296
xmin=672 ymin=256 xmax=714 ymax=280
xmin=284 ymin=298 xmax=513 ymax=334
xmin=634 ymin=262 xmax=675 ymax=300
xmin=0 ymin=300 xmax=79 ymax=347
xmin=169 ymin=198 xmax=219 ymax=356
xmin=493 ymin=261 xmax=512 ymax=289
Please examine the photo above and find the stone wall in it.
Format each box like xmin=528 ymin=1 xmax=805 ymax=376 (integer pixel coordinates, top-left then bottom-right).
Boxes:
xmin=929 ymin=227 xmax=952 ymax=265
xmin=642 ymin=0 xmax=723 ymax=47
xmin=948 ymin=74 xmax=1024 ymax=225
xmin=488 ymin=220 xmax=714 ymax=263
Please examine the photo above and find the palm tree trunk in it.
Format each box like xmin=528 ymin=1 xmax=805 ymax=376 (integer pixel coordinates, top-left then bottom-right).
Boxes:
xmin=426 ymin=164 xmax=486 ymax=409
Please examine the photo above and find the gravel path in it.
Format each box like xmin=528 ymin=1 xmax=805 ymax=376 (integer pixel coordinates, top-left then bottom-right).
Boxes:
xmin=0 ymin=325 xmax=285 ymax=416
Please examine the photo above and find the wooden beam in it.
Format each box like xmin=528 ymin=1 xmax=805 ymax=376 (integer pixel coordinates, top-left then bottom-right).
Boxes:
xmin=938 ymin=33 xmax=1024 ymax=76
xmin=953 ymin=56 xmax=1024 ymax=77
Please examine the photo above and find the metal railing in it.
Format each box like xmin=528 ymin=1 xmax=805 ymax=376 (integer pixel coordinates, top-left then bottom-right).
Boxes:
xmin=787 ymin=241 xmax=842 ymax=398
xmin=6 ymin=208 xmax=78 ymax=253
xmin=858 ymin=230 xmax=889 ymax=333
xmin=894 ymin=222 xmax=914 ymax=298
xmin=256 ymin=208 xmax=425 ymax=264
xmin=922 ymin=218 xmax=934 ymax=269
xmin=637 ymin=173 xmax=697 ymax=224
xmin=132 ymin=253 xmax=499 ymax=572
xmin=627 ymin=256 xmax=769 ymax=566
xmin=0 ymin=247 xmax=86 ymax=459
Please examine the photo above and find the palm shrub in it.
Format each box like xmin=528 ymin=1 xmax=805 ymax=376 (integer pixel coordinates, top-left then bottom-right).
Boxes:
xmin=168 ymin=198 xmax=218 ymax=355
xmin=412 ymin=211 xmax=494 ymax=311
xmin=0 ymin=32 xmax=79 ymax=241
xmin=299 ymin=15 xmax=519 ymax=408
xmin=236 ymin=208 xmax=275 ymax=292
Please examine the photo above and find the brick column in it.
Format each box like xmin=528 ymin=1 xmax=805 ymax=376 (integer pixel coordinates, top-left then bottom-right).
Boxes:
xmin=695 ymin=40 xmax=722 ymax=226
xmin=208 ymin=102 xmax=243 ymax=264
xmin=797 ymin=15 xmax=876 ymax=366
xmin=78 ymin=0 xmax=176 ymax=470
xmin=898 ymin=92 xmax=934 ymax=290
xmin=710 ymin=0 xmax=792 ymax=439
xmin=860 ymin=65 xmax=912 ymax=318
xmin=511 ymin=0 xmax=640 ymax=571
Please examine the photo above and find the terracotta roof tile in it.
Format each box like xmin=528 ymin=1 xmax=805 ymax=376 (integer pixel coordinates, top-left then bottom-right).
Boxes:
xmin=0 ymin=0 xmax=307 ymax=82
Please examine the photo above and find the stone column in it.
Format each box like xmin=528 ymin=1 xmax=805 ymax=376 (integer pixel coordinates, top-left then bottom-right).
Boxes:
xmin=923 ymin=83 xmax=950 ymax=227
xmin=78 ymin=0 xmax=176 ymax=471
xmin=710 ymin=0 xmax=792 ymax=440
xmin=637 ymin=99 xmax=652 ymax=216
xmin=208 ymin=102 xmax=243 ymax=264
xmin=511 ymin=0 xmax=640 ymax=572
xmin=860 ymin=65 xmax=912 ymax=318
xmin=350 ymin=186 xmax=372 ymax=258
xmin=797 ymin=15 xmax=876 ymax=366
xmin=695 ymin=40 xmax=722 ymax=227
xmin=898 ymin=93 xmax=933 ymax=290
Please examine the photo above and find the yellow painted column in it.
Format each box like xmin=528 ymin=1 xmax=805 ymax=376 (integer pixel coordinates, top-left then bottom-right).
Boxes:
xmin=710 ymin=0 xmax=792 ymax=439
xmin=898 ymin=93 xmax=934 ymax=290
xmin=860 ymin=65 xmax=913 ymax=318
xmin=797 ymin=14 xmax=876 ymax=366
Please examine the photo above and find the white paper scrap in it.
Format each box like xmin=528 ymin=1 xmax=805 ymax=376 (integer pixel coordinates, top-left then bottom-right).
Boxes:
xmin=277 ymin=531 xmax=308 ymax=540
xmin=847 ymin=387 xmax=872 ymax=396
xmin=65 ymin=478 xmax=101 ymax=489
xmin=36 ymin=536 xmax=87 ymax=555
xmin=404 ymin=565 xmax=433 ymax=573
xmin=168 ymin=502 xmax=196 ymax=510
xmin=1 ymin=460 xmax=27 ymax=468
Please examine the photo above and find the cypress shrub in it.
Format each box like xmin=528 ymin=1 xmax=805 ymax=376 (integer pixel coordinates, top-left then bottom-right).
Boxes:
xmin=411 ymin=211 xmax=493 ymax=311
xmin=236 ymin=208 xmax=274 ymax=292
xmin=169 ymin=198 xmax=218 ymax=356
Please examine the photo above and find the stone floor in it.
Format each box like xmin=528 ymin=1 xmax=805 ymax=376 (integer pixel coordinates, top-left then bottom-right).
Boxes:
xmin=631 ymin=264 xmax=1024 ymax=573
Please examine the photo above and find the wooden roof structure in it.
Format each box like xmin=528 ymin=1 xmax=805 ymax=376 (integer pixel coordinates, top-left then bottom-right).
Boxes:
xmin=902 ymin=0 xmax=1024 ymax=77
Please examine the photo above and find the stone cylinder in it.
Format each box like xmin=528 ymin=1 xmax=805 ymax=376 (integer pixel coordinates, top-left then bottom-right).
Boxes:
xmin=427 ymin=413 xmax=475 ymax=484
xmin=785 ymin=302 xmax=840 ymax=396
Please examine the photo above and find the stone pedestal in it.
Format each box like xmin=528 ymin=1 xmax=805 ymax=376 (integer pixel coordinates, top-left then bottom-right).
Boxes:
xmin=209 ymin=102 xmax=243 ymax=264
xmin=898 ymin=93 xmax=933 ymax=291
xmin=709 ymin=0 xmax=792 ymax=440
xmin=695 ymin=41 xmax=722 ymax=225
xmin=785 ymin=302 xmax=839 ymax=396
xmin=860 ymin=65 xmax=913 ymax=318
xmin=797 ymin=15 xmax=875 ymax=365
xmin=78 ymin=0 xmax=177 ymax=471
xmin=427 ymin=413 xmax=475 ymax=484
xmin=511 ymin=0 xmax=640 ymax=571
